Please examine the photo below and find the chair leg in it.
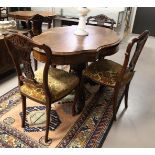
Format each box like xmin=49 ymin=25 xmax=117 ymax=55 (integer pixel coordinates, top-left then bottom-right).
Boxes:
xmin=113 ymin=101 xmax=117 ymax=121
xmin=34 ymin=59 xmax=38 ymax=71
xmin=21 ymin=95 xmax=26 ymax=128
xmin=124 ymin=83 xmax=130 ymax=109
xmin=113 ymin=90 xmax=118 ymax=121
xmin=45 ymin=103 xmax=51 ymax=143
xmin=72 ymin=79 xmax=85 ymax=116
xmin=72 ymin=88 xmax=78 ymax=116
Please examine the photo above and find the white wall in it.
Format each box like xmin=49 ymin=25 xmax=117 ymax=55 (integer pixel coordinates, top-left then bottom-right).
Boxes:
xmin=129 ymin=7 xmax=137 ymax=33
xmin=32 ymin=7 xmax=125 ymax=23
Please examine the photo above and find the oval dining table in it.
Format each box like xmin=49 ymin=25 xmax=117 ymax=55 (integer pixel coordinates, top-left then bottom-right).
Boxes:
xmin=33 ymin=25 xmax=121 ymax=115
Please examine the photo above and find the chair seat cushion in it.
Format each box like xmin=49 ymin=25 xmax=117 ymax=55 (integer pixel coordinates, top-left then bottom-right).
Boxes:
xmin=83 ymin=59 xmax=134 ymax=87
xmin=20 ymin=67 xmax=79 ymax=103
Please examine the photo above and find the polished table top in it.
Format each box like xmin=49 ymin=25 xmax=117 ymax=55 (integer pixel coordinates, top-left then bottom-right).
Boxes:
xmin=8 ymin=11 xmax=56 ymax=20
xmin=33 ymin=25 xmax=120 ymax=56
xmin=33 ymin=25 xmax=120 ymax=65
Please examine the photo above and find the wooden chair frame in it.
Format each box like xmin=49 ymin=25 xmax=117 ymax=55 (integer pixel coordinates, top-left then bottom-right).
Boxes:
xmin=87 ymin=30 xmax=149 ymax=121
xmin=108 ymin=30 xmax=149 ymax=120
xmin=4 ymin=33 xmax=78 ymax=142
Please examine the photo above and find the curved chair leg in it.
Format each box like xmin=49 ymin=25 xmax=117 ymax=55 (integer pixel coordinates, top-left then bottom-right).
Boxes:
xmin=34 ymin=59 xmax=38 ymax=71
xmin=21 ymin=95 xmax=26 ymax=128
xmin=124 ymin=83 xmax=130 ymax=109
xmin=45 ymin=103 xmax=51 ymax=143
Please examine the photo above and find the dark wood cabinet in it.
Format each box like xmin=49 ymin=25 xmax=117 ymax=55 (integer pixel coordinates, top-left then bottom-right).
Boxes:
xmin=0 ymin=37 xmax=14 ymax=76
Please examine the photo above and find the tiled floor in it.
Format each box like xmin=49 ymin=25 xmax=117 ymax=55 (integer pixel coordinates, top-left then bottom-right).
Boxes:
xmin=0 ymin=34 xmax=155 ymax=147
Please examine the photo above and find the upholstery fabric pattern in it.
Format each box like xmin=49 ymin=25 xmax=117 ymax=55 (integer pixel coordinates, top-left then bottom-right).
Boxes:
xmin=20 ymin=67 xmax=79 ymax=103
xmin=83 ymin=59 xmax=133 ymax=87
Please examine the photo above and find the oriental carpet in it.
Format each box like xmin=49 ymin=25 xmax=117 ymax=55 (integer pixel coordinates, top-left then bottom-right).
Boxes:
xmin=0 ymin=84 xmax=118 ymax=148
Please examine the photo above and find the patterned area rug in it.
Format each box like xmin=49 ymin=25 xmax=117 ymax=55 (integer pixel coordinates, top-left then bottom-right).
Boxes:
xmin=0 ymin=85 xmax=115 ymax=148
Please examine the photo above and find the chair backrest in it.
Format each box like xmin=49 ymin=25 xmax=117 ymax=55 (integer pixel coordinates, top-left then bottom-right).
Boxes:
xmin=96 ymin=30 xmax=149 ymax=88
xmin=128 ymin=30 xmax=150 ymax=71
xmin=96 ymin=41 xmax=120 ymax=60
xmin=123 ymin=30 xmax=149 ymax=72
xmin=4 ymin=34 xmax=52 ymax=93
xmin=118 ymin=30 xmax=149 ymax=86
xmin=87 ymin=14 xmax=116 ymax=30
xmin=29 ymin=14 xmax=50 ymax=37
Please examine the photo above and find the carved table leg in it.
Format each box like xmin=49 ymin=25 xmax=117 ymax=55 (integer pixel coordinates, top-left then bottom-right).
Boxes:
xmin=71 ymin=63 xmax=86 ymax=115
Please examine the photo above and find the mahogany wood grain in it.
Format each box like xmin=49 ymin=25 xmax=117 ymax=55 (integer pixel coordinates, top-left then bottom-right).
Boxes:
xmin=0 ymin=36 xmax=14 ymax=76
xmin=33 ymin=25 xmax=120 ymax=65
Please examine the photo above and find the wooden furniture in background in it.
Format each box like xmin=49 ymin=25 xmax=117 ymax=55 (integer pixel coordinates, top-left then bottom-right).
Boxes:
xmin=8 ymin=11 xmax=56 ymax=29
xmin=29 ymin=14 xmax=51 ymax=37
xmin=8 ymin=12 xmax=53 ymax=71
xmin=8 ymin=7 xmax=31 ymax=29
xmin=87 ymin=14 xmax=116 ymax=30
xmin=4 ymin=33 xmax=79 ymax=143
xmin=0 ymin=7 xmax=8 ymax=21
xmin=0 ymin=36 xmax=14 ymax=76
xmin=29 ymin=14 xmax=51 ymax=70
xmin=83 ymin=30 xmax=149 ymax=121
xmin=32 ymin=25 xmax=120 ymax=114
xmin=9 ymin=14 xmax=50 ymax=38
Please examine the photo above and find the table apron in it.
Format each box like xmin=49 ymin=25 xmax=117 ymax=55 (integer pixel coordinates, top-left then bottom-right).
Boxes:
xmin=33 ymin=45 xmax=119 ymax=65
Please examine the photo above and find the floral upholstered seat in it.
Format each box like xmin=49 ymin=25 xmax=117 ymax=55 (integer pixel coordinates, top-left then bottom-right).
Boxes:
xmin=20 ymin=67 xmax=79 ymax=103
xmin=83 ymin=59 xmax=134 ymax=87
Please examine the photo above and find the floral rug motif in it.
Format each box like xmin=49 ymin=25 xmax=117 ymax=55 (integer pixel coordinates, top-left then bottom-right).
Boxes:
xmin=0 ymin=85 xmax=117 ymax=148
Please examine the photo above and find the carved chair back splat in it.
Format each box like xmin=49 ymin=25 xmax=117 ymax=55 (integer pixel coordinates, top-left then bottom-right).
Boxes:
xmin=87 ymin=14 xmax=116 ymax=30
xmin=4 ymin=33 xmax=52 ymax=92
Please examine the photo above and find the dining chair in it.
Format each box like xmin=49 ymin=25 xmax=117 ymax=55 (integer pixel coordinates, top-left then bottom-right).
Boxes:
xmin=83 ymin=30 xmax=149 ymax=121
xmin=87 ymin=14 xmax=116 ymax=30
xmin=4 ymin=33 xmax=79 ymax=143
